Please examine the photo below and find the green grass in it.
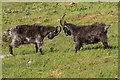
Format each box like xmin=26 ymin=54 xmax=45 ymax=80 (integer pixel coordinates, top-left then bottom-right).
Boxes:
xmin=2 ymin=2 xmax=118 ymax=78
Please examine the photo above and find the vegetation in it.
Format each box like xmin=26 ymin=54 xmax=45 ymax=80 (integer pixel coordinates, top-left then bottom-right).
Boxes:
xmin=2 ymin=2 xmax=118 ymax=78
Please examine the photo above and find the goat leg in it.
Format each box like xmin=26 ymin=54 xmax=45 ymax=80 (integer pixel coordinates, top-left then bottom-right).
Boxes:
xmin=99 ymin=34 xmax=109 ymax=49
xmin=9 ymin=45 xmax=13 ymax=55
xmin=103 ymin=42 xmax=109 ymax=49
xmin=37 ymin=42 xmax=43 ymax=55
xmin=40 ymin=48 xmax=43 ymax=55
xmin=35 ymin=43 xmax=38 ymax=53
xmin=75 ymin=46 xmax=78 ymax=53
xmin=75 ymin=41 xmax=82 ymax=53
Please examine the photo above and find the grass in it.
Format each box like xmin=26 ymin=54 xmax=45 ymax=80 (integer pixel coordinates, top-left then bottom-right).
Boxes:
xmin=1 ymin=2 xmax=118 ymax=78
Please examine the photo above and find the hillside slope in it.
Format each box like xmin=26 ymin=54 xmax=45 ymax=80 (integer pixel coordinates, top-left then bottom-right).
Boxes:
xmin=2 ymin=2 xmax=118 ymax=78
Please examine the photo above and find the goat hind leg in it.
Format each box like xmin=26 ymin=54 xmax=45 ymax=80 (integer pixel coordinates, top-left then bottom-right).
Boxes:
xmin=37 ymin=42 xmax=43 ymax=55
xmin=35 ymin=43 xmax=38 ymax=53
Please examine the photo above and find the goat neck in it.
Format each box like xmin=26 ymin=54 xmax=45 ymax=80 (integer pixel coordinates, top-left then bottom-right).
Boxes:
xmin=42 ymin=26 xmax=56 ymax=37
xmin=66 ymin=23 xmax=80 ymax=35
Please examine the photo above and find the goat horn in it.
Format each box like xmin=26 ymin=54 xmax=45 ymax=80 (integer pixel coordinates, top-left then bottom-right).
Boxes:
xmin=60 ymin=14 xmax=66 ymax=27
xmin=56 ymin=26 xmax=62 ymax=34
xmin=56 ymin=26 xmax=58 ymax=29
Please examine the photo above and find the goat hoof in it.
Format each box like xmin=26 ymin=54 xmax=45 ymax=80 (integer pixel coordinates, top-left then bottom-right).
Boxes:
xmin=10 ymin=53 xmax=13 ymax=55
xmin=104 ymin=47 xmax=107 ymax=49
xmin=40 ymin=53 xmax=44 ymax=55
xmin=9 ymin=54 xmax=15 ymax=56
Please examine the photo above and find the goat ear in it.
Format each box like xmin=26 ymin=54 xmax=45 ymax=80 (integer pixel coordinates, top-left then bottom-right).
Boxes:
xmin=64 ymin=21 xmax=67 ymax=24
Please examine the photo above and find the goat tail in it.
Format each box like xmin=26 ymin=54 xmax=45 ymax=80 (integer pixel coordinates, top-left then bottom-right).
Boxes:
xmin=2 ymin=29 xmax=10 ymax=42
xmin=104 ymin=24 xmax=112 ymax=32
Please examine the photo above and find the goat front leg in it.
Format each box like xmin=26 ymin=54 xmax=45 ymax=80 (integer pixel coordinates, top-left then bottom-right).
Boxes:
xmin=103 ymin=42 xmax=109 ymax=49
xmin=37 ymin=42 xmax=43 ymax=55
xmin=74 ymin=36 xmax=83 ymax=53
xmin=35 ymin=43 xmax=38 ymax=53
xmin=75 ymin=41 xmax=82 ymax=53
xmin=9 ymin=38 xmax=19 ymax=55
xmin=99 ymin=34 xmax=109 ymax=49
xmin=9 ymin=45 xmax=13 ymax=55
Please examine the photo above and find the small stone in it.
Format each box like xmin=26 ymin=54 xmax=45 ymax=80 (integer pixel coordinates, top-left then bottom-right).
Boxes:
xmin=68 ymin=2 xmax=75 ymax=5
xmin=39 ymin=8 xmax=42 ymax=11
xmin=32 ymin=6 xmax=37 ymax=9
xmin=57 ymin=19 xmax=60 ymax=22
xmin=28 ymin=61 xmax=32 ymax=64
xmin=13 ymin=13 xmax=15 ymax=16
xmin=38 ymin=16 xmax=42 ymax=19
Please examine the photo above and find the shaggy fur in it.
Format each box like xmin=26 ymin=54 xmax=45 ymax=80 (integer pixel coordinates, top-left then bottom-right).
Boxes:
xmin=60 ymin=14 xmax=111 ymax=53
xmin=3 ymin=24 xmax=61 ymax=55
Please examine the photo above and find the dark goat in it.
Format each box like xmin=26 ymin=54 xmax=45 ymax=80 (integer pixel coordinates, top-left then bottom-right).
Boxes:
xmin=60 ymin=14 xmax=112 ymax=53
xmin=3 ymin=24 xmax=61 ymax=55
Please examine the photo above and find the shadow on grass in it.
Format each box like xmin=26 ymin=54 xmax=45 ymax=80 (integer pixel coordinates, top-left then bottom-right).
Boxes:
xmin=12 ymin=45 xmax=118 ymax=55
xmin=20 ymin=51 xmax=36 ymax=55
xmin=21 ymin=48 xmax=60 ymax=55
xmin=81 ymin=45 xmax=118 ymax=51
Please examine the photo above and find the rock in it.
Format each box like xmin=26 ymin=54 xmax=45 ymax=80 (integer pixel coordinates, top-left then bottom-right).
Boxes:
xmin=0 ymin=54 xmax=12 ymax=59
xmin=57 ymin=19 xmax=60 ymax=22
xmin=0 ymin=55 xmax=5 ymax=59
xmin=38 ymin=16 xmax=42 ymax=19
xmin=39 ymin=8 xmax=42 ymax=11
xmin=68 ymin=2 xmax=75 ymax=5
xmin=13 ymin=13 xmax=15 ymax=16
xmin=28 ymin=61 xmax=32 ymax=64
xmin=32 ymin=6 xmax=37 ymax=9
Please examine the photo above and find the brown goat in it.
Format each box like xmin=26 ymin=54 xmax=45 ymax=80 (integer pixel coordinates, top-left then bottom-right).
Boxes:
xmin=60 ymin=14 xmax=112 ymax=53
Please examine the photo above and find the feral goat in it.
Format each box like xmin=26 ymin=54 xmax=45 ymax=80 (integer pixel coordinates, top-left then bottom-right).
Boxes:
xmin=60 ymin=14 xmax=112 ymax=53
xmin=3 ymin=24 xmax=61 ymax=55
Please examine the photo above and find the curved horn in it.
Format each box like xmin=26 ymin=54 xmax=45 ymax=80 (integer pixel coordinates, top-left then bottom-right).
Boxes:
xmin=56 ymin=26 xmax=62 ymax=34
xmin=60 ymin=14 xmax=66 ymax=27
